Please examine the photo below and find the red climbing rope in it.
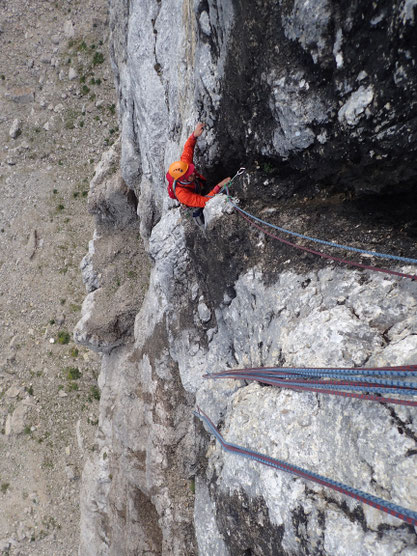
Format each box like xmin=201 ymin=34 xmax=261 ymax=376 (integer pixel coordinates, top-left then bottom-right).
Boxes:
xmin=234 ymin=206 xmax=417 ymax=281
xmin=194 ymin=407 xmax=417 ymax=526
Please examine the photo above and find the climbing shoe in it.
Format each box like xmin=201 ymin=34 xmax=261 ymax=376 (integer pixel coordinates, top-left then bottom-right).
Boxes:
xmin=192 ymin=208 xmax=205 ymax=228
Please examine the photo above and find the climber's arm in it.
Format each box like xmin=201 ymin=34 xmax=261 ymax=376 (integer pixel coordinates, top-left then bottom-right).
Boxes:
xmin=180 ymin=123 xmax=205 ymax=165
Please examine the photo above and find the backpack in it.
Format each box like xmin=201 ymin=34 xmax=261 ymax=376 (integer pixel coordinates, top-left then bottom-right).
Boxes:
xmin=166 ymin=173 xmax=206 ymax=201
xmin=167 ymin=179 xmax=177 ymax=200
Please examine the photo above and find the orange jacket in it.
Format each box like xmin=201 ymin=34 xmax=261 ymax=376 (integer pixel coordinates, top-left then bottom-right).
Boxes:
xmin=174 ymin=134 xmax=221 ymax=208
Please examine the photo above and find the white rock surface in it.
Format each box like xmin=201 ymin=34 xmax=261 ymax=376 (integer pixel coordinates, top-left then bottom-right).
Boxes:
xmin=338 ymin=86 xmax=375 ymax=126
xmin=9 ymin=118 xmax=22 ymax=139
xmin=78 ymin=1 xmax=417 ymax=554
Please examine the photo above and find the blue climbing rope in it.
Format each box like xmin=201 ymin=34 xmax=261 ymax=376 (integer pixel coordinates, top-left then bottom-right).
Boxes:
xmin=222 ymin=173 xmax=417 ymax=265
xmin=204 ymin=365 xmax=417 ymax=407
xmin=221 ymin=174 xmax=417 ymax=280
xmin=213 ymin=374 xmax=417 ymax=397
xmin=205 ymin=365 xmax=417 ymax=378
xmin=194 ymin=407 xmax=417 ymax=526
xmin=209 ymin=371 xmax=417 ymax=391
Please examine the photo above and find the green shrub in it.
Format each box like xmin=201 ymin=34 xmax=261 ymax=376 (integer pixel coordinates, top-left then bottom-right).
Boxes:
xmin=57 ymin=331 xmax=70 ymax=344
xmin=92 ymin=52 xmax=104 ymax=66
xmin=66 ymin=367 xmax=81 ymax=380
xmin=1 ymin=482 xmax=10 ymax=493
xmin=90 ymin=385 xmax=100 ymax=401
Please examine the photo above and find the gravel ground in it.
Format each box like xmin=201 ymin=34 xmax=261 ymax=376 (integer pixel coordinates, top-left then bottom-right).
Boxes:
xmin=0 ymin=1 xmax=118 ymax=554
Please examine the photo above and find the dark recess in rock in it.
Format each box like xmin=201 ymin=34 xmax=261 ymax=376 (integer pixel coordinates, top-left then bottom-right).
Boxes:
xmin=131 ymin=487 xmax=163 ymax=554
xmin=213 ymin=488 xmax=285 ymax=555
xmin=199 ymin=0 xmax=417 ymax=209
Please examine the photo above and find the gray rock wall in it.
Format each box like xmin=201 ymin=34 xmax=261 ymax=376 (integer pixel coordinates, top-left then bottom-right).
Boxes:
xmin=78 ymin=1 xmax=417 ymax=554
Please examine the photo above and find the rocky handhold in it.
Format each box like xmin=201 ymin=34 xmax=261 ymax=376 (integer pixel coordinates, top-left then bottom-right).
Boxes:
xmin=338 ymin=85 xmax=375 ymax=127
xmin=401 ymin=0 xmax=417 ymax=24
xmin=204 ymin=194 xmax=236 ymax=230
xmin=199 ymin=11 xmax=211 ymax=36
xmin=197 ymin=301 xmax=211 ymax=323
xmin=9 ymin=118 xmax=22 ymax=139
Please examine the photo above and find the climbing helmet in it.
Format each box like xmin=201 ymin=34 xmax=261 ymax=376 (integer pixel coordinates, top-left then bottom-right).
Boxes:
xmin=168 ymin=160 xmax=189 ymax=180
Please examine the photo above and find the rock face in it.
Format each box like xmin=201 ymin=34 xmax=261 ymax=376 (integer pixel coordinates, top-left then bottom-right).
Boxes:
xmin=78 ymin=1 xmax=417 ymax=555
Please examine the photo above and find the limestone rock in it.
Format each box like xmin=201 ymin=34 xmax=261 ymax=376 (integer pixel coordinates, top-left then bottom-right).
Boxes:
xmin=9 ymin=118 xmax=22 ymax=139
xmin=5 ymin=403 xmax=27 ymax=435
xmin=68 ymin=67 xmax=78 ymax=81
xmin=5 ymin=385 xmax=22 ymax=399
xmin=338 ymin=85 xmax=375 ymax=127
xmin=73 ymin=289 xmax=132 ymax=354
xmin=26 ymin=229 xmax=37 ymax=260
xmin=203 ymin=194 xmax=236 ymax=231
xmin=197 ymin=301 xmax=211 ymax=324
xmin=80 ymin=240 xmax=100 ymax=293
xmin=88 ymin=140 xmax=138 ymax=229
xmin=5 ymin=87 xmax=35 ymax=104
xmin=64 ymin=20 xmax=75 ymax=38
xmin=78 ymin=1 xmax=417 ymax=554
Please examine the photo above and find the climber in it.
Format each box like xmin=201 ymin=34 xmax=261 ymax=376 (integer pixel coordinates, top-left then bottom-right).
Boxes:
xmin=166 ymin=122 xmax=231 ymax=226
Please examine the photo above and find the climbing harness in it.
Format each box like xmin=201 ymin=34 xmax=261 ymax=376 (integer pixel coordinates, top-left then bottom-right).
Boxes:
xmin=204 ymin=365 xmax=417 ymax=407
xmin=220 ymin=171 xmax=417 ymax=280
xmin=193 ymin=407 xmax=417 ymax=527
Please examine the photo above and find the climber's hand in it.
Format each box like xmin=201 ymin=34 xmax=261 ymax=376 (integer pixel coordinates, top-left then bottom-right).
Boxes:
xmin=218 ymin=177 xmax=231 ymax=188
xmin=193 ymin=122 xmax=205 ymax=137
